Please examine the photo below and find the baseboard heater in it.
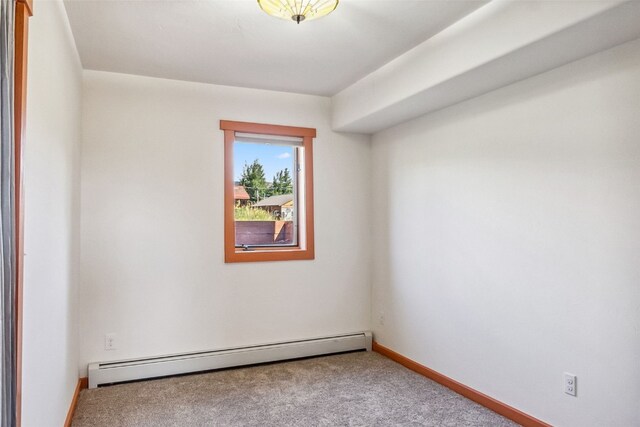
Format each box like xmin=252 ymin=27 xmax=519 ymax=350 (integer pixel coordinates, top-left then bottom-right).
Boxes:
xmin=88 ymin=331 xmax=372 ymax=389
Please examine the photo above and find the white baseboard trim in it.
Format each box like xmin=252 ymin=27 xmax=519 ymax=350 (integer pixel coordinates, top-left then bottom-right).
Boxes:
xmin=88 ymin=331 xmax=372 ymax=388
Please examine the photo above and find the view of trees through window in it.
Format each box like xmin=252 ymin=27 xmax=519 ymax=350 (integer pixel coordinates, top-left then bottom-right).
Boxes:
xmin=234 ymin=141 xmax=297 ymax=247
xmin=237 ymin=160 xmax=293 ymax=204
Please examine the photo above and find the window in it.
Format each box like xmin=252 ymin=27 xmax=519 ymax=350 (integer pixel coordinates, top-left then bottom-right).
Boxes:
xmin=220 ymin=120 xmax=315 ymax=263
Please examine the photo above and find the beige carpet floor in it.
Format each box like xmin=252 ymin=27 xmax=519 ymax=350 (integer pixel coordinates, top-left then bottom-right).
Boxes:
xmin=72 ymin=351 xmax=518 ymax=426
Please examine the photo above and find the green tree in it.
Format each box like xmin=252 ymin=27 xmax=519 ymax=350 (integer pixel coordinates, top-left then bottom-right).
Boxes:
xmin=271 ymin=168 xmax=293 ymax=195
xmin=239 ymin=159 xmax=268 ymax=202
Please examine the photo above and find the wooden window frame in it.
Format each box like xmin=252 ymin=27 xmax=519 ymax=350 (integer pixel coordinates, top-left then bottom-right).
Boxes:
xmin=220 ymin=120 xmax=315 ymax=263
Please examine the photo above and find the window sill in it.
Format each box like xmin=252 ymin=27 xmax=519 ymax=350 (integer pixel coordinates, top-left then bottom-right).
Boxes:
xmin=225 ymin=247 xmax=314 ymax=263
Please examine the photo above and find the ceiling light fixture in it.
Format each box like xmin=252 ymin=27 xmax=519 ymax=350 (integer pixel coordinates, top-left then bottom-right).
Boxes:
xmin=258 ymin=0 xmax=339 ymax=24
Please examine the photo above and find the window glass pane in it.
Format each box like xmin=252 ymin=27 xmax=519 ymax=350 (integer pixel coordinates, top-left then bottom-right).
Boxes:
xmin=233 ymin=140 xmax=297 ymax=247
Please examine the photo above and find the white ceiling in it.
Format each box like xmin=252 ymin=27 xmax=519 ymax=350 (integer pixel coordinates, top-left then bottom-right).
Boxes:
xmin=63 ymin=0 xmax=488 ymax=96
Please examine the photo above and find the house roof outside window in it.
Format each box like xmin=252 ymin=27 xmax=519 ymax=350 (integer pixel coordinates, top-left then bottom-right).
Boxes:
xmin=254 ymin=194 xmax=293 ymax=207
xmin=234 ymin=186 xmax=250 ymax=200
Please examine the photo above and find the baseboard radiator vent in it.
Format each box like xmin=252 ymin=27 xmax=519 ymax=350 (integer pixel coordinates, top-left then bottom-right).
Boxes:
xmin=88 ymin=331 xmax=372 ymax=389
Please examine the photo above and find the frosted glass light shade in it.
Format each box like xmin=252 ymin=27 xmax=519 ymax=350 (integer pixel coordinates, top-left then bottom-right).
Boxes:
xmin=258 ymin=0 xmax=339 ymax=24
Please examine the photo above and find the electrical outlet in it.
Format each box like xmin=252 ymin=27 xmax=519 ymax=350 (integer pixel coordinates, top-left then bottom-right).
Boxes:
xmin=105 ymin=333 xmax=117 ymax=351
xmin=378 ymin=312 xmax=385 ymax=326
xmin=564 ymin=373 xmax=577 ymax=396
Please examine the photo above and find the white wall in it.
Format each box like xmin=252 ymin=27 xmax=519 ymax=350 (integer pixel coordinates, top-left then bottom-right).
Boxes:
xmin=371 ymin=38 xmax=640 ymax=427
xmin=79 ymin=71 xmax=371 ymax=373
xmin=22 ymin=1 xmax=82 ymax=426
